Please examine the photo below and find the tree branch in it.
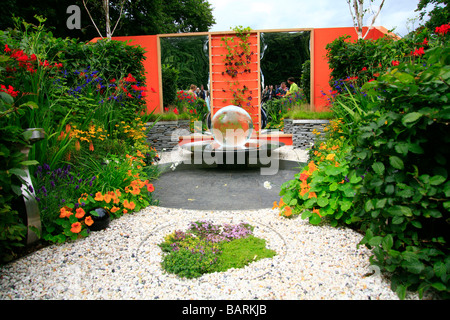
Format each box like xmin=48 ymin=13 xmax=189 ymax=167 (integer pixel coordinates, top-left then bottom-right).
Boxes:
xmin=82 ymin=0 xmax=104 ymax=39
xmin=363 ymin=0 xmax=386 ymax=39
xmin=111 ymin=0 xmax=127 ymax=37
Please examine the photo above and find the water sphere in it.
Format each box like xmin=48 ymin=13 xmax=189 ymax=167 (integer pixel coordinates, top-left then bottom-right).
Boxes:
xmin=211 ymin=105 xmax=253 ymax=148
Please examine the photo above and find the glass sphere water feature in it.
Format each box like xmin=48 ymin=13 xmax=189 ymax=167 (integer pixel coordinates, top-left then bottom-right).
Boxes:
xmin=211 ymin=105 xmax=253 ymax=148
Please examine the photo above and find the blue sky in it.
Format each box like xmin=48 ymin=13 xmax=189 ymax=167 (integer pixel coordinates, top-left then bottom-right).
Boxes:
xmin=208 ymin=0 xmax=432 ymax=37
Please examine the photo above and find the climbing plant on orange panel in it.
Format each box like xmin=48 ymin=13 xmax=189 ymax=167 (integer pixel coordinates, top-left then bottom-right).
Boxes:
xmin=210 ymin=27 xmax=261 ymax=132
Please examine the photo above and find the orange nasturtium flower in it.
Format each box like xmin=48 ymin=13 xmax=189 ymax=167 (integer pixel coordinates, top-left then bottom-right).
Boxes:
xmin=123 ymin=199 xmax=136 ymax=210
xmin=299 ymin=173 xmax=309 ymax=182
xmin=85 ymin=216 xmax=94 ymax=227
xmin=272 ymin=201 xmax=279 ymax=210
xmin=312 ymin=208 xmax=322 ymax=218
xmin=146 ymin=183 xmax=155 ymax=193
xmin=75 ymin=207 xmax=85 ymax=219
xmin=307 ymin=161 xmax=317 ymax=175
xmin=103 ymin=193 xmax=112 ymax=203
xmin=130 ymin=186 xmax=141 ymax=195
xmin=60 ymin=206 xmax=73 ymax=218
xmin=308 ymin=192 xmax=317 ymax=199
xmin=89 ymin=141 xmax=94 ymax=151
xmin=71 ymin=222 xmax=82 ymax=233
xmin=94 ymin=192 xmax=104 ymax=201
xmin=283 ymin=206 xmax=293 ymax=217
xmin=110 ymin=206 xmax=120 ymax=213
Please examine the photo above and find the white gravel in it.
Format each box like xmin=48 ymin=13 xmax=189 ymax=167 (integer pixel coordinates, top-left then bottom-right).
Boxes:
xmin=0 ymin=148 xmax=438 ymax=300
xmin=0 ymin=206 xmax=433 ymax=300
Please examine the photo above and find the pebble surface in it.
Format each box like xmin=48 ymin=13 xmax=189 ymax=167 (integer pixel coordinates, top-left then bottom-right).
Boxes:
xmin=0 ymin=148 xmax=437 ymax=300
xmin=0 ymin=207 xmax=431 ymax=300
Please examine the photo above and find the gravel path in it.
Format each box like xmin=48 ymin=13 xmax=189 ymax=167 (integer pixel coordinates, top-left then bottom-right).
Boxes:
xmin=0 ymin=206 xmax=431 ymax=300
xmin=0 ymin=147 xmax=437 ymax=300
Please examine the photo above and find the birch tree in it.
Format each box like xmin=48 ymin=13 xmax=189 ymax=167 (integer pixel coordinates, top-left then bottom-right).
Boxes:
xmin=347 ymin=0 xmax=386 ymax=39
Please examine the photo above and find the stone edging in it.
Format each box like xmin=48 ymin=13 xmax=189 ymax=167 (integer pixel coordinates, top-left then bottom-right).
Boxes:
xmin=283 ymin=119 xmax=330 ymax=149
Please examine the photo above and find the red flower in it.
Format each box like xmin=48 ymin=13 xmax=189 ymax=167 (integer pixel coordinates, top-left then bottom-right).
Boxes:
xmin=422 ymin=37 xmax=429 ymax=45
xmin=124 ymin=73 xmax=136 ymax=82
xmin=17 ymin=54 xmax=29 ymax=62
xmin=435 ymin=23 xmax=450 ymax=35
xmin=4 ymin=44 xmax=11 ymax=53
xmin=411 ymin=47 xmax=425 ymax=56
xmin=173 ymin=108 xmax=179 ymax=115
xmin=361 ymin=67 xmax=367 ymax=71
xmin=0 ymin=84 xmax=19 ymax=98
xmin=10 ymin=49 xmax=24 ymax=59
xmin=391 ymin=60 xmax=400 ymax=66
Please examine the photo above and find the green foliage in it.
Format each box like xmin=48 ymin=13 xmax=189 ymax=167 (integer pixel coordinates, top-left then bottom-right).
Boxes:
xmin=299 ymin=60 xmax=311 ymax=102
xmin=416 ymin=0 xmax=450 ymax=32
xmin=264 ymin=92 xmax=309 ymax=129
xmin=161 ymin=64 xmax=180 ymax=107
xmin=0 ymin=0 xmax=216 ymax=41
xmin=159 ymin=221 xmax=276 ymax=279
xmin=351 ymin=43 xmax=450 ymax=299
xmin=260 ymin=32 xmax=311 ymax=87
xmin=213 ymin=236 xmax=276 ymax=273
xmin=0 ymin=17 xmax=160 ymax=252
xmin=325 ymin=29 xmax=431 ymax=90
xmin=0 ymin=99 xmax=30 ymax=262
xmin=161 ymin=36 xmax=209 ymax=93
xmin=278 ymin=27 xmax=450 ymax=299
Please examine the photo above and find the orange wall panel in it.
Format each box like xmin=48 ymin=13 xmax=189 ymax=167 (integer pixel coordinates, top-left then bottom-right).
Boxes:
xmin=95 ymin=35 xmax=161 ymax=114
xmin=92 ymin=27 xmax=395 ymax=116
xmin=312 ymin=27 xmax=394 ymax=112
xmin=210 ymin=32 xmax=261 ymax=131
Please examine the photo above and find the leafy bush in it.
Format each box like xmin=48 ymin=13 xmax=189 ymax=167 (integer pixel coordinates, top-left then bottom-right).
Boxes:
xmin=350 ymin=42 xmax=450 ymax=299
xmin=277 ymin=26 xmax=450 ymax=299
xmin=325 ymin=29 xmax=431 ymax=90
xmin=161 ymin=64 xmax=180 ymax=108
xmin=0 ymin=97 xmax=32 ymax=262
xmin=0 ymin=17 xmax=160 ymax=252
xmin=299 ymin=59 xmax=311 ymax=101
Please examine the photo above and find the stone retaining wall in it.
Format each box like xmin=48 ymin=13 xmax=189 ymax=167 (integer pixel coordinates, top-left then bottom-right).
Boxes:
xmin=145 ymin=120 xmax=190 ymax=151
xmin=283 ymin=119 xmax=330 ymax=149
xmin=146 ymin=119 xmax=330 ymax=151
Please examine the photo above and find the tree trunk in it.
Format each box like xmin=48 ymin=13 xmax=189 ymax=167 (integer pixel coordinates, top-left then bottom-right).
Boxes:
xmin=104 ymin=0 xmax=111 ymax=39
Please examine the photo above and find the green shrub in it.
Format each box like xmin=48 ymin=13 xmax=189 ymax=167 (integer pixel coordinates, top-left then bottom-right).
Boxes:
xmin=161 ymin=64 xmax=180 ymax=108
xmin=278 ymin=26 xmax=450 ymax=299
xmin=325 ymin=29 xmax=431 ymax=90
xmin=349 ymin=42 xmax=450 ymax=299
xmin=300 ymin=59 xmax=311 ymax=101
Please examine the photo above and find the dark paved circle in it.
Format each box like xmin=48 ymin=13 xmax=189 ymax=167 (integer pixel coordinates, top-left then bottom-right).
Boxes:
xmin=152 ymin=161 xmax=304 ymax=210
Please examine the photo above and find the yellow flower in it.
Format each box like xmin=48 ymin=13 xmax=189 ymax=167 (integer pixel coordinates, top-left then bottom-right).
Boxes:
xmin=326 ymin=153 xmax=336 ymax=161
